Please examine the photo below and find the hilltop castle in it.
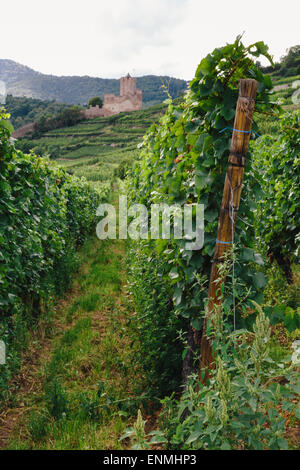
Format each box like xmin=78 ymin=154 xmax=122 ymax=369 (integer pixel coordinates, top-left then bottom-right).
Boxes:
xmin=84 ymin=74 xmax=142 ymax=118
xmin=12 ymin=74 xmax=143 ymax=139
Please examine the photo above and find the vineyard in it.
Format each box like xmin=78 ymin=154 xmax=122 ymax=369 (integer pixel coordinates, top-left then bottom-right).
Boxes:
xmin=0 ymin=38 xmax=299 ymax=451
xmin=15 ymin=103 xmax=167 ymax=186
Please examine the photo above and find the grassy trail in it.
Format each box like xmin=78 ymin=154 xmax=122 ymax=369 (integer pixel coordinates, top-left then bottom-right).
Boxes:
xmin=0 ymin=211 xmax=147 ymax=449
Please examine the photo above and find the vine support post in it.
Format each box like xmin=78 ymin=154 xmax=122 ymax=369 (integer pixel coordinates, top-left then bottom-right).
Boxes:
xmin=199 ymin=78 xmax=258 ymax=382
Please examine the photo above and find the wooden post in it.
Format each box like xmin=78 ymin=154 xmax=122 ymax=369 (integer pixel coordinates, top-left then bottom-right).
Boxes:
xmin=200 ymin=79 xmax=258 ymax=380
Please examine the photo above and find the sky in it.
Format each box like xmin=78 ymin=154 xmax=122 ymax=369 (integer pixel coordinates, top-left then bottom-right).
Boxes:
xmin=1 ymin=0 xmax=299 ymax=80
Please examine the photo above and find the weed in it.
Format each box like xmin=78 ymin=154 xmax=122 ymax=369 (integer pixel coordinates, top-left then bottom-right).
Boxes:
xmin=45 ymin=378 xmax=69 ymax=420
xmin=28 ymin=411 xmax=50 ymax=441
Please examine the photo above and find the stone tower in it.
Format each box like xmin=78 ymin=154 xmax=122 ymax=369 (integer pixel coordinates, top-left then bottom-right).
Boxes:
xmin=120 ymin=73 xmax=137 ymax=96
xmin=84 ymin=73 xmax=142 ymax=118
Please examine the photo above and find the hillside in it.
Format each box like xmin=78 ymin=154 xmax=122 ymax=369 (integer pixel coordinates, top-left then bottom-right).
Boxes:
xmin=272 ymin=74 xmax=300 ymax=108
xmin=260 ymin=46 xmax=300 ymax=107
xmin=15 ymin=103 xmax=167 ymax=185
xmin=14 ymin=70 xmax=300 ymax=186
xmin=14 ymin=67 xmax=300 ymax=183
xmin=0 ymin=59 xmax=187 ymax=107
xmin=260 ymin=45 xmax=300 ymax=78
xmin=5 ymin=95 xmax=77 ymax=129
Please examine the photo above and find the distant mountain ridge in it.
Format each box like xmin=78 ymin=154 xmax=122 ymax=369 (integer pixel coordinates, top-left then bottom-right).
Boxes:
xmin=0 ymin=59 xmax=187 ymax=106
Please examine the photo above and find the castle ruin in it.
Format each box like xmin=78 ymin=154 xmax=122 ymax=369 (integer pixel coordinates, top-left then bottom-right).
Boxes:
xmin=84 ymin=74 xmax=142 ymax=118
xmin=12 ymin=74 xmax=142 ymax=139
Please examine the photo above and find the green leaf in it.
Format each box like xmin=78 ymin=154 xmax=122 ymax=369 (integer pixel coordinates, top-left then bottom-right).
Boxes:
xmin=253 ymin=272 xmax=267 ymax=289
xmin=191 ymin=318 xmax=202 ymax=330
xmin=0 ymin=119 xmax=14 ymax=134
xmin=241 ymin=248 xmax=255 ymax=262
xmin=197 ymin=57 xmax=214 ymax=76
xmin=249 ymin=398 xmax=257 ymax=412
xmin=173 ymin=287 xmax=182 ymax=306
xmin=294 ymin=402 xmax=300 ymax=420
xmin=254 ymin=253 xmax=264 ymax=266
xmin=149 ymin=431 xmax=167 ymax=445
xmin=195 ymin=170 xmax=212 ymax=191
xmin=220 ymin=441 xmax=231 ymax=450
xmin=277 ymin=438 xmax=288 ymax=450
xmin=186 ymin=430 xmax=202 ymax=444
xmin=119 ymin=427 xmax=135 ymax=441
xmin=169 ymin=268 xmax=179 ymax=280
xmin=204 ymin=210 xmax=218 ymax=222
xmin=247 ymin=41 xmax=274 ymax=66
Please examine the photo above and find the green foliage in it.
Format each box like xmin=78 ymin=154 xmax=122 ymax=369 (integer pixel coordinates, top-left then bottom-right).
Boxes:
xmin=17 ymin=140 xmax=62 ymax=160
xmin=252 ymin=110 xmax=300 ymax=283
xmin=28 ymin=411 xmax=50 ymax=441
xmin=140 ymin=76 xmax=187 ymax=106
xmin=33 ymin=106 xmax=84 ymax=135
xmin=6 ymin=231 xmax=152 ymax=450
xmin=127 ymin=246 xmax=186 ymax=396
xmin=45 ymin=378 xmax=69 ymax=419
xmin=15 ymin=104 xmax=166 ymax=184
xmin=5 ymin=95 xmax=74 ymax=129
xmin=88 ymin=97 xmax=103 ymax=108
xmin=255 ymin=113 xmax=281 ymax=135
xmin=0 ymin=109 xmax=104 ymax=399
xmin=157 ymin=305 xmax=299 ymax=450
xmin=120 ymin=409 xmax=149 ymax=450
xmin=261 ymin=45 xmax=300 ymax=78
xmin=114 ymin=160 xmax=129 ymax=180
xmin=128 ymin=37 xmax=275 ymax=338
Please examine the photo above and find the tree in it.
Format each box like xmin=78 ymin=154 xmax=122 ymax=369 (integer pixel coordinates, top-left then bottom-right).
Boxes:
xmin=33 ymin=106 xmax=83 ymax=134
xmin=279 ymin=45 xmax=300 ymax=76
xmin=260 ymin=45 xmax=300 ymax=77
xmin=88 ymin=96 xmax=103 ymax=108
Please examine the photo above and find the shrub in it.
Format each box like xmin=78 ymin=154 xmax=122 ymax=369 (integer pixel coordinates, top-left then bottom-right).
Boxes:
xmin=149 ymin=304 xmax=300 ymax=450
xmin=88 ymin=97 xmax=103 ymax=108
xmin=0 ymin=108 xmax=104 ymax=400
xmin=127 ymin=37 xmax=275 ymax=388
xmin=252 ymin=109 xmax=300 ymax=283
xmin=127 ymin=246 xmax=186 ymax=396
xmin=33 ymin=106 xmax=84 ymax=135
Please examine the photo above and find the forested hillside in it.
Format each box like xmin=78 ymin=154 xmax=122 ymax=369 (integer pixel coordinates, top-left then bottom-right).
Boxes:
xmin=0 ymin=59 xmax=187 ymax=107
xmin=4 ymin=95 xmax=77 ymax=129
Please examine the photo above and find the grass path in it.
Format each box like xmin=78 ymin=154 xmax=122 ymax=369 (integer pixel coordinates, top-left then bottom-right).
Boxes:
xmin=0 ymin=229 xmax=147 ymax=449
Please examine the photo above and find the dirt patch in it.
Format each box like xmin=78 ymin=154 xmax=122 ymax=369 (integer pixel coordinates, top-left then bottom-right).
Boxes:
xmin=285 ymin=424 xmax=300 ymax=449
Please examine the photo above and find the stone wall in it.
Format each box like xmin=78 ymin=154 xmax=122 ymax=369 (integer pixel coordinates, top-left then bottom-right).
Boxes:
xmin=82 ymin=105 xmax=112 ymax=119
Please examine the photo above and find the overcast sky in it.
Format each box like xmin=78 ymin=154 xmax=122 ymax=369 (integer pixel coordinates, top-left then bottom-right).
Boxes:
xmin=2 ymin=0 xmax=299 ymax=80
